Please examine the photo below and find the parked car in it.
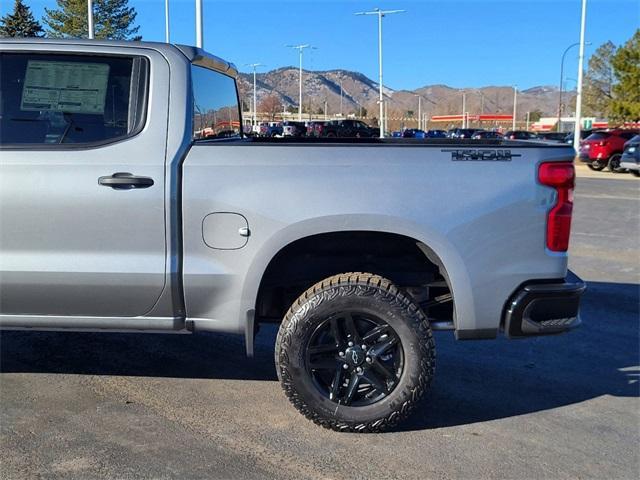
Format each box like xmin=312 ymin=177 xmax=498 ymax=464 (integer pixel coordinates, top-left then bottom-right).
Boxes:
xmin=620 ymin=134 xmax=640 ymax=177
xmin=0 ymin=38 xmax=586 ymax=433
xmin=471 ymin=130 xmax=503 ymax=140
xmin=425 ymin=129 xmax=448 ymax=138
xmin=503 ymin=130 xmax=539 ymax=140
xmin=448 ymin=128 xmax=481 ymax=139
xmin=564 ymin=129 xmax=592 ymax=145
xmin=402 ymin=129 xmax=427 ymax=138
xmin=319 ymin=119 xmax=379 ymax=138
xmin=538 ymin=132 xmax=568 ymax=142
xmin=305 ymin=121 xmax=326 ymax=138
xmin=578 ymin=129 xmax=639 ymax=171
xmin=259 ymin=121 xmax=283 ymax=137
xmin=282 ymin=121 xmax=306 ymax=137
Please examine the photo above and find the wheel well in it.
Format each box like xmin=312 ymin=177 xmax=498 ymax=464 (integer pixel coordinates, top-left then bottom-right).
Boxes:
xmin=255 ymin=231 xmax=453 ymax=325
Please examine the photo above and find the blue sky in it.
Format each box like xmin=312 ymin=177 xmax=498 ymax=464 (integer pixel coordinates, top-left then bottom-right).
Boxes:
xmin=8 ymin=0 xmax=640 ymax=90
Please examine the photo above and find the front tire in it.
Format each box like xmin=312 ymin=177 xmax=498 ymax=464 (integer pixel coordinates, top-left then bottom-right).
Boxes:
xmin=588 ymin=160 xmax=606 ymax=171
xmin=275 ymin=272 xmax=435 ymax=432
xmin=608 ymin=154 xmax=624 ymax=173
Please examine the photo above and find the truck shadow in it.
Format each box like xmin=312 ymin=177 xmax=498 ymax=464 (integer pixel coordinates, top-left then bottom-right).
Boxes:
xmin=401 ymin=280 xmax=640 ymax=430
xmin=1 ymin=280 xmax=638 ymax=430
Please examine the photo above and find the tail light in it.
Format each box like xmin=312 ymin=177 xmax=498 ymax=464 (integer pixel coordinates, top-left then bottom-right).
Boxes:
xmin=539 ymin=162 xmax=575 ymax=252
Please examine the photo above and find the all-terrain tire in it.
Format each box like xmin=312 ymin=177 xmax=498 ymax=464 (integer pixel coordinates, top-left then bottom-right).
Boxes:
xmin=275 ymin=272 xmax=435 ymax=432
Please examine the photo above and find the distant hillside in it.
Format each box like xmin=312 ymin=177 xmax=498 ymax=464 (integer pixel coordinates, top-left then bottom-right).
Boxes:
xmin=237 ymin=68 xmax=575 ymax=121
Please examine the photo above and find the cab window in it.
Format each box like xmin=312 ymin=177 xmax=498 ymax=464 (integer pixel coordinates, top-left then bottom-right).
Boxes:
xmin=0 ymin=52 xmax=147 ymax=146
xmin=191 ymin=65 xmax=241 ymax=140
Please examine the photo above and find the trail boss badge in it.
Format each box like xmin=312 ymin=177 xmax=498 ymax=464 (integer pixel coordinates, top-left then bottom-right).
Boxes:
xmin=442 ymin=149 xmax=521 ymax=161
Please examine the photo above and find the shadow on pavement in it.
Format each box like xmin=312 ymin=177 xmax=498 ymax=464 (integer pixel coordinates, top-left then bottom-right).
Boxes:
xmin=401 ymin=280 xmax=640 ymax=430
xmin=1 ymin=280 xmax=638 ymax=429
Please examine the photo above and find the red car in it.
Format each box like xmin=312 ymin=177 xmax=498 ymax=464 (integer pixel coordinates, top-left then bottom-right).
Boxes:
xmin=578 ymin=129 xmax=639 ymax=171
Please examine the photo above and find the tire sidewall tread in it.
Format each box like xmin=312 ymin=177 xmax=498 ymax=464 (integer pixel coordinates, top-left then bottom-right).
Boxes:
xmin=275 ymin=272 xmax=435 ymax=433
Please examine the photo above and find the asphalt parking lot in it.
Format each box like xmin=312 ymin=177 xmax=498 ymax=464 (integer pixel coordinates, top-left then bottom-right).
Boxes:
xmin=1 ymin=171 xmax=638 ymax=480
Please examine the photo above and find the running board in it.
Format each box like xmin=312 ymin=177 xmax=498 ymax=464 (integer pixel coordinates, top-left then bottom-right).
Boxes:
xmin=0 ymin=315 xmax=187 ymax=333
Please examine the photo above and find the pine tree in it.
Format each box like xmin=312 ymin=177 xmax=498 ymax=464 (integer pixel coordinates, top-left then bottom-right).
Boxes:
xmin=0 ymin=0 xmax=44 ymax=37
xmin=44 ymin=0 xmax=141 ymax=40
xmin=610 ymin=29 xmax=640 ymax=122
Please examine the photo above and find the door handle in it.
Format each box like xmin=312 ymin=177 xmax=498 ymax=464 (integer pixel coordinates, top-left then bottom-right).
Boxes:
xmin=98 ymin=172 xmax=154 ymax=190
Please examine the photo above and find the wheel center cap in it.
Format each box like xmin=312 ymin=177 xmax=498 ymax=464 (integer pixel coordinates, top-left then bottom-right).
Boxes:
xmin=345 ymin=346 xmax=365 ymax=366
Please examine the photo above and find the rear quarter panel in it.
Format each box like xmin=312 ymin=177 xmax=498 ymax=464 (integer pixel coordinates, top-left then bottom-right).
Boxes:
xmin=182 ymin=142 xmax=574 ymax=335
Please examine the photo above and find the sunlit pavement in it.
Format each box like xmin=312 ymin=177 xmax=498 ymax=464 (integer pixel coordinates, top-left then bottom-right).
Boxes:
xmin=1 ymin=177 xmax=638 ymax=479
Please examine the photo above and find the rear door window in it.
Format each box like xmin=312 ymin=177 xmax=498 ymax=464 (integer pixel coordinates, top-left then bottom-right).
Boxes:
xmin=585 ymin=132 xmax=609 ymax=141
xmin=620 ymin=131 xmax=638 ymax=140
xmin=0 ymin=53 xmax=147 ymax=146
xmin=191 ymin=65 xmax=241 ymax=140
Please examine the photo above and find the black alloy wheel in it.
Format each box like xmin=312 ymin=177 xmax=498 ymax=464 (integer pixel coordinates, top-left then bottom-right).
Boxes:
xmin=305 ymin=311 xmax=404 ymax=407
xmin=275 ymin=272 xmax=435 ymax=432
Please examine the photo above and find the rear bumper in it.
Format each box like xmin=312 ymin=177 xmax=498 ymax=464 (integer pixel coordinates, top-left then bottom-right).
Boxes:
xmin=620 ymin=161 xmax=639 ymax=171
xmin=620 ymin=154 xmax=639 ymax=171
xmin=503 ymin=272 xmax=586 ymax=337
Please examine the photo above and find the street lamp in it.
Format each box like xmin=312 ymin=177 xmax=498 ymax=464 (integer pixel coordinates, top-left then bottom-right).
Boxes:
xmin=355 ymin=8 xmax=405 ymax=138
xmin=414 ymin=94 xmax=422 ymax=129
xmin=557 ymin=41 xmax=591 ymax=132
xmin=246 ymin=63 xmax=264 ymax=130
xmin=461 ymin=91 xmax=466 ymax=128
xmin=512 ymin=85 xmax=518 ymax=131
xmin=87 ymin=0 xmax=94 ymax=39
xmin=195 ymin=0 xmax=203 ymax=48
xmin=286 ymin=44 xmax=316 ymax=121
xmin=165 ymin=0 xmax=170 ymax=43
xmin=574 ymin=0 xmax=588 ymax=151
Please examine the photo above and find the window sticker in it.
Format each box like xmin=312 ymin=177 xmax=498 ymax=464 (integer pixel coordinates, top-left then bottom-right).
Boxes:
xmin=20 ymin=61 xmax=110 ymax=114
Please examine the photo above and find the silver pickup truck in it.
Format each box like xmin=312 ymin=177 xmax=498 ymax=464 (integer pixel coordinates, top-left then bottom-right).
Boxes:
xmin=0 ymin=39 xmax=585 ymax=432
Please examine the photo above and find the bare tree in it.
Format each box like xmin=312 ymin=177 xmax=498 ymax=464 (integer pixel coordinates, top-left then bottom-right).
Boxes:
xmin=259 ymin=94 xmax=283 ymax=121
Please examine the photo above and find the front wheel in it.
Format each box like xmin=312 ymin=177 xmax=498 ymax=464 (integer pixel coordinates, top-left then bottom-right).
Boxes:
xmin=608 ymin=154 xmax=624 ymax=173
xmin=275 ymin=272 xmax=435 ymax=432
xmin=588 ymin=160 xmax=606 ymax=171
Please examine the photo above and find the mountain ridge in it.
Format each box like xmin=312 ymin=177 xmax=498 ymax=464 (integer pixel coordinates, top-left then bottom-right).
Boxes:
xmin=237 ymin=68 xmax=574 ymax=120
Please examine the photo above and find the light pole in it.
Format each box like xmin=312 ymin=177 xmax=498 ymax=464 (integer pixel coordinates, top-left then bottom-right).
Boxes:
xmin=339 ymin=78 xmax=343 ymax=116
xmin=195 ymin=0 xmax=203 ymax=48
xmin=286 ymin=44 xmax=315 ymax=122
xmin=558 ymin=42 xmax=580 ymax=132
xmin=461 ymin=91 xmax=466 ymax=128
xmin=165 ymin=0 xmax=170 ymax=43
xmin=512 ymin=85 xmax=518 ymax=130
xmin=355 ymin=8 xmax=405 ymax=138
xmin=87 ymin=0 xmax=94 ymax=39
xmin=414 ymin=94 xmax=422 ymax=129
xmin=574 ymin=0 xmax=588 ymax=152
xmin=246 ymin=63 xmax=264 ymax=130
